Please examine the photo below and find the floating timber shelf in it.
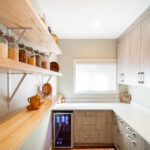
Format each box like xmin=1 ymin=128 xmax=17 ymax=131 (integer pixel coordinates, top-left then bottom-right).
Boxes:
xmin=0 ymin=0 xmax=62 ymax=54
xmin=0 ymin=98 xmax=54 ymax=150
xmin=0 ymin=57 xmax=62 ymax=76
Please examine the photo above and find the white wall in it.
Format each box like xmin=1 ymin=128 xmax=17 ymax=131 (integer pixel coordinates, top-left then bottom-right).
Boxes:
xmin=20 ymin=113 xmax=52 ymax=150
xmin=0 ymin=23 xmax=57 ymax=149
xmin=58 ymin=39 xmax=118 ymax=101
xmin=127 ymin=85 xmax=150 ymax=109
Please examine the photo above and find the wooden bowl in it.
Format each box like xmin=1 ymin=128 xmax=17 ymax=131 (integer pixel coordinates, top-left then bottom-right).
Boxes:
xmin=50 ymin=62 xmax=59 ymax=72
xmin=42 ymin=83 xmax=52 ymax=96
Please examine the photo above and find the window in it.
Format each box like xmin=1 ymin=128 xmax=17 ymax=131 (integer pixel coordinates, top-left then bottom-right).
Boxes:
xmin=74 ymin=59 xmax=117 ymax=93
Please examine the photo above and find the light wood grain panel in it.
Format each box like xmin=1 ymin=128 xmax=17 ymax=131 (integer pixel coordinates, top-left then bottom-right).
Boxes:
xmin=74 ymin=111 xmax=113 ymax=146
xmin=82 ymin=117 xmax=96 ymax=130
xmin=0 ymin=0 xmax=61 ymax=54
xmin=0 ymin=57 xmax=62 ymax=76
xmin=95 ymin=116 xmax=105 ymax=130
xmin=129 ymin=24 xmax=141 ymax=86
xmin=0 ymin=98 xmax=53 ymax=150
xmin=78 ymin=111 xmax=95 ymax=117
xmin=141 ymin=16 xmax=150 ymax=88
xmin=117 ymin=34 xmax=131 ymax=85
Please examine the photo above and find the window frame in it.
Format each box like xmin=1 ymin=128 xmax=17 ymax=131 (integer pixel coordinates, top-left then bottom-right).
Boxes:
xmin=73 ymin=59 xmax=118 ymax=94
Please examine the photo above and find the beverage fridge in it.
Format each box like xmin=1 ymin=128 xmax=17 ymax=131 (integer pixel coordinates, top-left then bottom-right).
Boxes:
xmin=53 ymin=111 xmax=73 ymax=148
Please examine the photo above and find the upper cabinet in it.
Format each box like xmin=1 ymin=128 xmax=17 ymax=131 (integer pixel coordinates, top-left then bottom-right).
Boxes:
xmin=0 ymin=0 xmax=62 ymax=54
xmin=117 ymin=34 xmax=130 ymax=84
xmin=117 ymin=13 xmax=150 ymax=87
xmin=129 ymin=24 xmax=141 ymax=86
xmin=141 ymin=16 xmax=150 ymax=87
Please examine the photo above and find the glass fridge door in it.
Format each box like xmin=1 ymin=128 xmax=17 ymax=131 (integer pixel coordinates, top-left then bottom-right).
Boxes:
xmin=54 ymin=113 xmax=72 ymax=148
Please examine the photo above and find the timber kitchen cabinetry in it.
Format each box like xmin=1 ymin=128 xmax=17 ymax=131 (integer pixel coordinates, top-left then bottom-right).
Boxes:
xmin=73 ymin=110 xmax=113 ymax=146
xmin=117 ymin=34 xmax=130 ymax=85
xmin=73 ymin=110 xmax=150 ymax=149
xmin=117 ymin=14 xmax=150 ymax=87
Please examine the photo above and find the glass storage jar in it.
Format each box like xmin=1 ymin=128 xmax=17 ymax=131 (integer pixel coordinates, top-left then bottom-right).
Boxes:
xmin=0 ymin=30 xmax=8 ymax=58
xmin=35 ymin=50 xmax=41 ymax=67
xmin=26 ymin=47 xmax=35 ymax=66
xmin=6 ymin=36 xmax=19 ymax=61
xmin=19 ymin=44 xmax=27 ymax=63
xmin=41 ymin=53 xmax=49 ymax=69
xmin=46 ymin=54 xmax=50 ymax=69
xmin=26 ymin=46 xmax=31 ymax=63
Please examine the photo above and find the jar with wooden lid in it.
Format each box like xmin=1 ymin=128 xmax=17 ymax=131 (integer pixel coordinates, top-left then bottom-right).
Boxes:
xmin=6 ymin=36 xmax=19 ymax=61
xmin=0 ymin=30 xmax=8 ymax=58
xmin=19 ymin=44 xmax=27 ymax=63
xmin=26 ymin=47 xmax=35 ymax=66
xmin=35 ymin=50 xmax=41 ymax=67
xmin=41 ymin=53 xmax=49 ymax=69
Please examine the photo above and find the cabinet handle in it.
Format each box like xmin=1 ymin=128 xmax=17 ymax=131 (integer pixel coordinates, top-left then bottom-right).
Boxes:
xmin=126 ymin=126 xmax=136 ymax=136
xmin=126 ymin=134 xmax=136 ymax=144
xmin=117 ymin=129 xmax=122 ymax=135
xmin=138 ymin=72 xmax=141 ymax=84
xmin=84 ymin=113 xmax=93 ymax=115
xmin=141 ymin=72 xmax=144 ymax=84
xmin=84 ymin=122 xmax=93 ymax=125
xmin=138 ymin=72 xmax=144 ymax=84
xmin=120 ymin=73 xmax=125 ymax=82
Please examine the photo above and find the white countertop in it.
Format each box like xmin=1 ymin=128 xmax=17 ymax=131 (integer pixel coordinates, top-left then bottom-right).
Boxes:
xmin=52 ymin=102 xmax=150 ymax=144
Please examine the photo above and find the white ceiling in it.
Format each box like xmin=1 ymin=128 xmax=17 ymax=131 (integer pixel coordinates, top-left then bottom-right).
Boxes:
xmin=37 ymin=0 xmax=150 ymax=39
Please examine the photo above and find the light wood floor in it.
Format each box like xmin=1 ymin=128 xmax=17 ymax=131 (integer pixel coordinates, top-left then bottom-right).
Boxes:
xmin=54 ymin=148 xmax=115 ymax=150
xmin=73 ymin=148 xmax=115 ymax=150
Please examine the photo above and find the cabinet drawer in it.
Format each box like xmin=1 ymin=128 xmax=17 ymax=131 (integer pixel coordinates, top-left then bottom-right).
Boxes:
xmin=82 ymin=117 xmax=96 ymax=129
xmin=125 ymin=124 xmax=140 ymax=142
xmin=125 ymin=133 xmax=141 ymax=150
xmin=81 ymin=130 xmax=99 ymax=143
xmin=78 ymin=110 xmax=95 ymax=117
xmin=95 ymin=116 xmax=105 ymax=130
xmin=95 ymin=111 xmax=105 ymax=117
xmin=117 ymin=116 xmax=125 ymax=134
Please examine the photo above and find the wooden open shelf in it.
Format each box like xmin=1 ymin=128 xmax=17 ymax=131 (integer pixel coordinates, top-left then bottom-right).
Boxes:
xmin=0 ymin=57 xmax=62 ymax=76
xmin=0 ymin=98 xmax=54 ymax=150
xmin=0 ymin=0 xmax=62 ymax=54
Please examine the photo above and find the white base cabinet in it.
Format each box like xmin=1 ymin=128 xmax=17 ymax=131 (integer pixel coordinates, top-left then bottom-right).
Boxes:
xmin=113 ymin=113 xmax=149 ymax=150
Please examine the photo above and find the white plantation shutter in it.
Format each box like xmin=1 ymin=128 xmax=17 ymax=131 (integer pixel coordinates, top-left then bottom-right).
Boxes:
xmin=74 ymin=60 xmax=117 ymax=93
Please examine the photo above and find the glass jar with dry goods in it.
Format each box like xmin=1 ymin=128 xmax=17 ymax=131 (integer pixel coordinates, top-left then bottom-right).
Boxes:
xmin=6 ymin=36 xmax=19 ymax=61
xmin=19 ymin=44 xmax=27 ymax=63
xmin=0 ymin=30 xmax=8 ymax=58
xmin=41 ymin=53 xmax=49 ymax=69
xmin=26 ymin=47 xmax=35 ymax=66
xmin=35 ymin=50 xmax=41 ymax=67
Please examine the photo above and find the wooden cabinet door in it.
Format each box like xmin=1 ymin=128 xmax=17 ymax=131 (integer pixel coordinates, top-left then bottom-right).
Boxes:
xmin=113 ymin=115 xmax=118 ymax=148
xmin=144 ymin=141 xmax=150 ymax=150
xmin=141 ymin=16 xmax=150 ymax=87
xmin=117 ymin=34 xmax=130 ymax=85
xmin=117 ymin=39 xmax=124 ymax=84
xmin=129 ymin=24 xmax=141 ymax=86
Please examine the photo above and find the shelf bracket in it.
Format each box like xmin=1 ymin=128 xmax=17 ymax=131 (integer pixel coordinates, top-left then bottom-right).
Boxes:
xmin=47 ymin=75 xmax=52 ymax=83
xmin=7 ymin=73 xmax=27 ymax=108
xmin=7 ymin=27 xmax=32 ymax=44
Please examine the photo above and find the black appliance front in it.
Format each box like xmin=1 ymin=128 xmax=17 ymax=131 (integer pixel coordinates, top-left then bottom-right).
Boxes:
xmin=53 ymin=111 xmax=73 ymax=148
